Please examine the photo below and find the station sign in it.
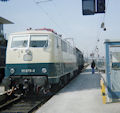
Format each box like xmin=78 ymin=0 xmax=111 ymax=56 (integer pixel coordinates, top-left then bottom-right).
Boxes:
xmin=82 ymin=0 xmax=95 ymax=15
xmin=96 ymin=0 xmax=105 ymax=13
xmin=0 ymin=0 xmax=9 ymax=1
xmin=82 ymin=0 xmax=105 ymax=15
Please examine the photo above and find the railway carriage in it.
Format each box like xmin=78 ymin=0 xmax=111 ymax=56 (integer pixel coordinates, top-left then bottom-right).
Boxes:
xmin=5 ymin=28 xmax=82 ymax=93
xmin=76 ymin=48 xmax=84 ymax=73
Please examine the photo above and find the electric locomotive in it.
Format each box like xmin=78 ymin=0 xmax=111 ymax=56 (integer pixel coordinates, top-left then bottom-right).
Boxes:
xmin=5 ymin=28 xmax=83 ymax=94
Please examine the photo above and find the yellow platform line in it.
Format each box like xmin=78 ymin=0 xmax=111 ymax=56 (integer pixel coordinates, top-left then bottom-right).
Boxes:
xmin=100 ymin=79 xmax=106 ymax=104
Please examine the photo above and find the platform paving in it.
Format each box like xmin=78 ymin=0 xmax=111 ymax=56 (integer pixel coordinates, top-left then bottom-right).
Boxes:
xmin=35 ymin=66 xmax=120 ymax=113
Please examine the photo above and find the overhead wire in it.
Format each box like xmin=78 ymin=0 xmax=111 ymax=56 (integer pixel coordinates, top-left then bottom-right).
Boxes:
xmin=33 ymin=0 xmax=67 ymax=36
xmin=93 ymin=0 xmax=110 ymax=58
xmin=96 ymin=0 xmax=109 ymax=40
xmin=50 ymin=1 xmax=73 ymax=36
xmin=102 ymin=0 xmax=110 ymax=23
xmin=33 ymin=0 xmax=77 ymax=48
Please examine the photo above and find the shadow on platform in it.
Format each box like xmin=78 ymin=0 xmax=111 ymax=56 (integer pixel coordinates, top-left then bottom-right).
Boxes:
xmin=59 ymin=68 xmax=102 ymax=94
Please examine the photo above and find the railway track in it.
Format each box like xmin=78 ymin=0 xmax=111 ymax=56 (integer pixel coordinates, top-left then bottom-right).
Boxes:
xmin=0 ymin=94 xmax=52 ymax=113
xmin=0 ymin=95 xmax=21 ymax=110
xmin=0 ymin=80 xmax=63 ymax=113
xmin=0 ymin=79 xmax=70 ymax=113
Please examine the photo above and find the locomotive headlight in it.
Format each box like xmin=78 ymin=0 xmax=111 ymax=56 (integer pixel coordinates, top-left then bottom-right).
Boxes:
xmin=25 ymin=49 xmax=31 ymax=55
xmin=42 ymin=68 xmax=47 ymax=73
xmin=10 ymin=68 xmax=15 ymax=74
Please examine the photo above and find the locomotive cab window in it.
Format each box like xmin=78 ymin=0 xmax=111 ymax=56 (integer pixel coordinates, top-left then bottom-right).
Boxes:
xmin=11 ymin=36 xmax=28 ymax=48
xmin=30 ymin=35 xmax=48 ymax=48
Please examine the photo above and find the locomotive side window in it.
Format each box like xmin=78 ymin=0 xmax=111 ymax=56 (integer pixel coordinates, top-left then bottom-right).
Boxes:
xmin=11 ymin=36 xmax=28 ymax=48
xmin=56 ymin=37 xmax=59 ymax=48
xmin=70 ymin=46 xmax=73 ymax=54
xmin=73 ymin=48 xmax=76 ymax=55
xmin=30 ymin=35 xmax=48 ymax=48
xmin=61 ymin=40 xmax=67 ymax=52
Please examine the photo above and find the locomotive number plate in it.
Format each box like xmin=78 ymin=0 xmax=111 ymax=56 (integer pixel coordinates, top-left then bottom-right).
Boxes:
xmin=21 ymin=69 xmax=35 ymax=73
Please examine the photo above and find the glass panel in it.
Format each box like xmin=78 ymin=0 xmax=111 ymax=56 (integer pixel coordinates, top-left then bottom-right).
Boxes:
xmin=30 ymin=35 xmax=48 ymax=47
xmin=110 ymin=46 xmax=120 ymax=91
xmin=82 ymin=0 xmax=95 ymax=15
xmin=110 ymin=47 xmax=120 ymax=64
xmin=97 ymin=0 xmax=105 ymax=13
xmin=11 ymin=36 xmax=28 ymax=48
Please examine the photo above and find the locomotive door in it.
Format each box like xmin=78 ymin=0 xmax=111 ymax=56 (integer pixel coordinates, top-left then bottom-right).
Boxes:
xmin=105 ymin=41 xmax=120 ymax=99
xmin=56 ymin=37 xmax=63 ymax=76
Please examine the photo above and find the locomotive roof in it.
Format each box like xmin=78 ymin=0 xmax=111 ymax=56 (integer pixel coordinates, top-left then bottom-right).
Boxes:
xmin=10 ymin=30 xmax=55 ymax=35
xmin=76 ymin=47 xmax=82 ymax=53
xmin=10 ymin=29 xmax=75 ymax=48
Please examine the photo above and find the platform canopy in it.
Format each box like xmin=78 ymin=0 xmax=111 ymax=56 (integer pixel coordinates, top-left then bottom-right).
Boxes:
xmin=0 ymin=17 xmax=14 ymax=24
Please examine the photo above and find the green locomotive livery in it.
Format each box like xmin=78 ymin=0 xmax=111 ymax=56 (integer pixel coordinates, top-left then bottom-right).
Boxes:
xmin=5 ymin=28 xmax=84 ymax=94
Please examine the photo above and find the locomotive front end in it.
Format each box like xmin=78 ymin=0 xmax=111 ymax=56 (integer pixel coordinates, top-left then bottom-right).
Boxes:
xmin=5 ymin=31 xmax=52 ymax=94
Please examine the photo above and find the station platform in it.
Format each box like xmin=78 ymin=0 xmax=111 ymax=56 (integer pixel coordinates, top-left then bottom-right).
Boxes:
xmin=35 ymin=66 xmax=120 ymax=113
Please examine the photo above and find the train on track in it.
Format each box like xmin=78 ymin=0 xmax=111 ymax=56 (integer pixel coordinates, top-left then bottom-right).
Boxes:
xmin=4 ymin=28 xmax=84 ymax=94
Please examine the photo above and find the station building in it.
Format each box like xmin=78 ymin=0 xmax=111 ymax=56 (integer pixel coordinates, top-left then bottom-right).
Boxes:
xmin=0 ymin=16 xmax=13 ymax=43
xmin=0 ymin=17 xmax=13 ymax=78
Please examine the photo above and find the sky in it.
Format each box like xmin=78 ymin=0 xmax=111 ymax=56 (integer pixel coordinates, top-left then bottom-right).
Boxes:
xmin=0 ymin=0 xmax=119 ymax=58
